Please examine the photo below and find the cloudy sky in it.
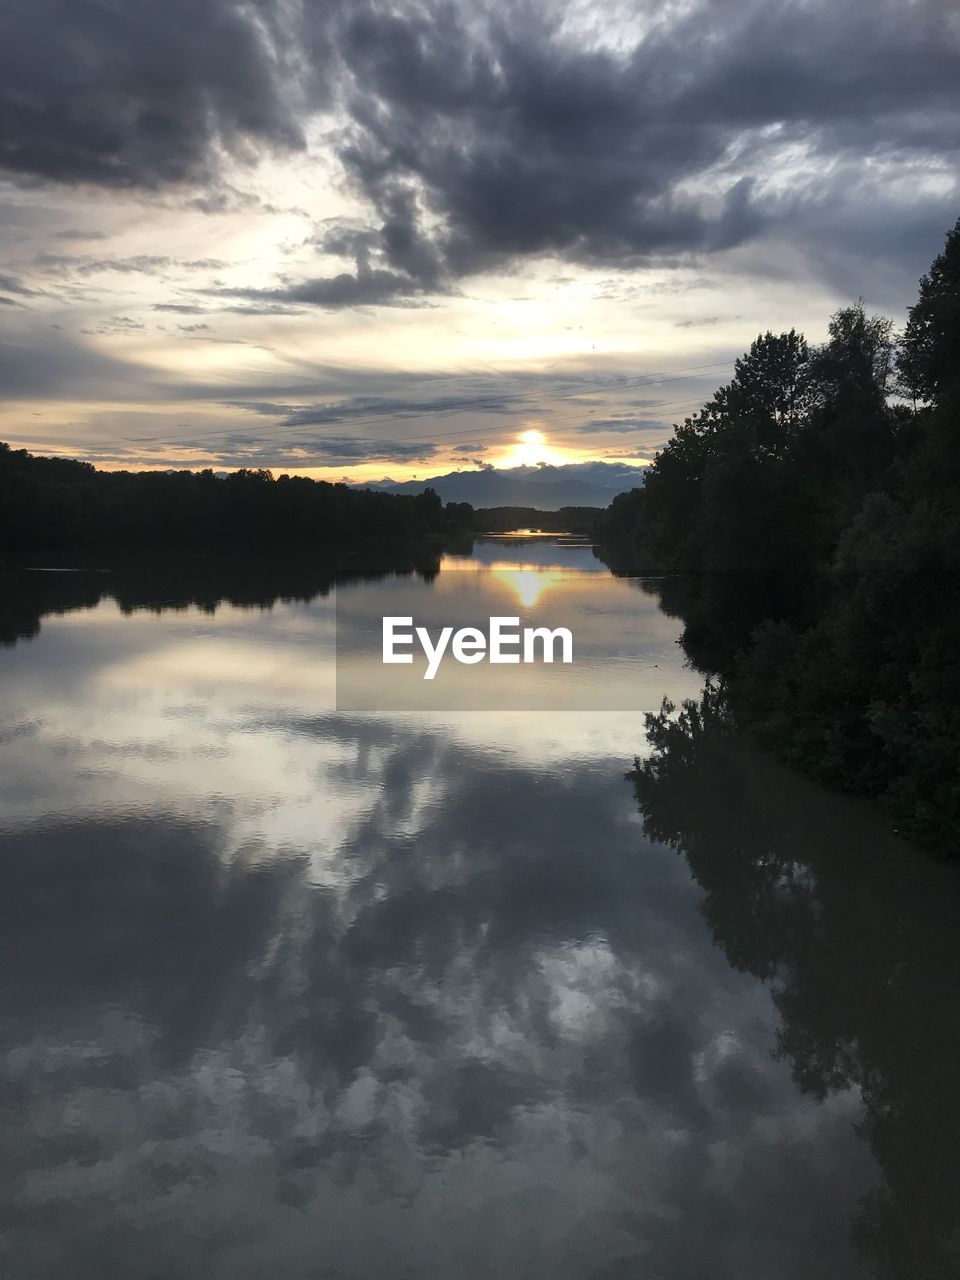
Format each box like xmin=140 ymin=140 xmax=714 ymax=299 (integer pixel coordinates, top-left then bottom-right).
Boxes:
xmin=1 ymin=0 xmax=958 ymax=482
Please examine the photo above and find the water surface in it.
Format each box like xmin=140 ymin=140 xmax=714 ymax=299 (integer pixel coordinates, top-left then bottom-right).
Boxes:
xmin=1 ymin=538 xmax=958 ymax=1279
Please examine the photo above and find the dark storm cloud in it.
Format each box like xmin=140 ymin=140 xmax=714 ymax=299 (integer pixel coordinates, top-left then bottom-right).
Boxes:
xmin=315 ymin=194 xmax=446 ymax=285
xmin=322 ymin=0 xmax=960 ymax=292
xmin=209 ymin=272 xmax=417 ymax=308
xmin=0 ymin=0 xmax=308 ymax=188
xmin=335 ymin=21 xmax=753 ymax=275
xmin=268 ymin=188 xmax=452 ymax=304
xmin=204 ymin=262 xmax=438 ymax=309
xmin=2 ymin=0 xmax=955 ymax=297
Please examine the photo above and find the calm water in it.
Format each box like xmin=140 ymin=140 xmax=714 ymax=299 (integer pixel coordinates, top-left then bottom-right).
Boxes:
xmin=1 ymin=538 xmax=958 ymax=1279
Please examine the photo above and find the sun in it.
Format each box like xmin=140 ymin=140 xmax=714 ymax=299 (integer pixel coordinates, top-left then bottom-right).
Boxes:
xmin=493 ymin=426 xmax=569 ymax=468
xmin=512 ymin=428 xmax=550 ymax=464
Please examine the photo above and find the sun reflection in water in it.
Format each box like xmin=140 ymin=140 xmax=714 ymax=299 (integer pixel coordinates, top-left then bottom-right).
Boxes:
xmin=491 ymin=565 xmax=572 ymax=607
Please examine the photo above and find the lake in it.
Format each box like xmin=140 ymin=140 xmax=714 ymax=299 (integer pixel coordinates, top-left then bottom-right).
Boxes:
xmin=1 ymin=536 xmax=958 ymax=1279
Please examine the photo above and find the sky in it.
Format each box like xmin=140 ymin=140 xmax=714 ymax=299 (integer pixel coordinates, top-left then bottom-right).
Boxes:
xmin=1 ymin=0 xmax=958 ymax=484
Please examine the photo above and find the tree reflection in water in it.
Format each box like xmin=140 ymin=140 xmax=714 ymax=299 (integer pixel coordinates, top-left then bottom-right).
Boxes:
xmin=629 ymin=685 xmax=960 ymax=1279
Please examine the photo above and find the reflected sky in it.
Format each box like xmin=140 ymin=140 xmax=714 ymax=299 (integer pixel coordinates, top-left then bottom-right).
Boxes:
xmin=2 ymin=540 xmax=954 ymax=1277
xmin=335 ymin=539 xmax=698 ymax=712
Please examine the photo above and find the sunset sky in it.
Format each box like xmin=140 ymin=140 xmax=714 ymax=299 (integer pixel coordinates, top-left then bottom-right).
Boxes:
xmin=1 ymin=0 xmax=958 ymax=483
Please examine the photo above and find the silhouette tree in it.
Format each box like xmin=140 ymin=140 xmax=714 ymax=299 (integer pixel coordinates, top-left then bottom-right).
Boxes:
xmin=896 ymin=216 xmax=960 ymax=407
xmin=0 ymin=446 xmax=473 ymax=553
xmin=597 ymin=217 xmax=960 ymax=850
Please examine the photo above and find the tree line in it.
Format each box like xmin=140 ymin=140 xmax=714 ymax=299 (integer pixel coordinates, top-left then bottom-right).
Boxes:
xmin=468 ymin=505 xmax=600 ymax=533
xmin=599 ymin=217 xmax=960 ymax=851
xmin=0 ymin=448 xmax=602 ymax=554
xmin=0 ymin=453 xmax=468 ymax=552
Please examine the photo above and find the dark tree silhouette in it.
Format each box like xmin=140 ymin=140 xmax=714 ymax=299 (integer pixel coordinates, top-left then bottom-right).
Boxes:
xmin=0 ymin=447 xmax=473 ymax=553
xmin=598 ymin=218 xmax=960 ymax=851
xmin=897 ymin=216 xmax=960 ymax=407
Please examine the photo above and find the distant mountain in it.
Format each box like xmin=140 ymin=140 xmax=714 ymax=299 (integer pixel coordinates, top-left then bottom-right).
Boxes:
xmin=359 ymin=462 xmax=647 ymax=510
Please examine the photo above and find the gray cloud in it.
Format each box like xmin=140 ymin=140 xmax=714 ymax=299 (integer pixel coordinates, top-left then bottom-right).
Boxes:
xmin=146 ymin=432 xmax=442 ymax=467
xmin=152 ymin=302 xmax=209 ymax=314
xmin=227 ymin=392 xmax=518 ymax=426
xmin=50 ymin=229 xmax=110 ymax=241
xmin=321 ymin=0 xmax=960 ymax=294
xmin=74 ymin=435 xmax=440 ymax=468
xmin=35 ymin=254 xmax=225 ymax=276
xmin=152 ymin=300 xmax=306 ymax=316
xmin=0 ymin=273 xmax=41 ymax=298
xmin=577 ymin=419 xmax=670 ymax=435
xmin=0 ymin=325 xmax=155 ymax=400
xmin=521 ymin=460 xmax=647 ymax=485
xmin=205 ymin=266 xmax=432 ymax=310
xmin=1 ymin=0 xmax=954 ymax=303
xmin=0 ymin=0 xmax=308 ymax=188
xmin=80 ymin=315 xmax=147 ymax=336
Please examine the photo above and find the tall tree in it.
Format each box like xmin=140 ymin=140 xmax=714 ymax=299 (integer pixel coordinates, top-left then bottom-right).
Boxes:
xmin=897 ymin=217 xmax=960 ymax=407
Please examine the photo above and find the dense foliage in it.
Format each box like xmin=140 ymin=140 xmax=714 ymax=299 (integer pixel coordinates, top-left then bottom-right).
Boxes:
xmin=601 ymin=218 xmax=960 ymax=851
xmin=469 ymin=505 xmax=600 ymax=533
xmin=0 ymin=453 xmax=466 ymax=552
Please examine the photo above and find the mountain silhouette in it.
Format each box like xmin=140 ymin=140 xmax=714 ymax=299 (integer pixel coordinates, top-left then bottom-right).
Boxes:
xmin=362 ymin=462 xmax=647 ymax=510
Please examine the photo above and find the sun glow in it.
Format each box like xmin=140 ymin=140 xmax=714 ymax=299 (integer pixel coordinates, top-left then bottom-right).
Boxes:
xmin=441 ymin=559 xmax=575 ymax=608
xmin=492 ymin=565 xmax=572 ymax=608
xmin=491 ymin=426 xmax=575 ymax=469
